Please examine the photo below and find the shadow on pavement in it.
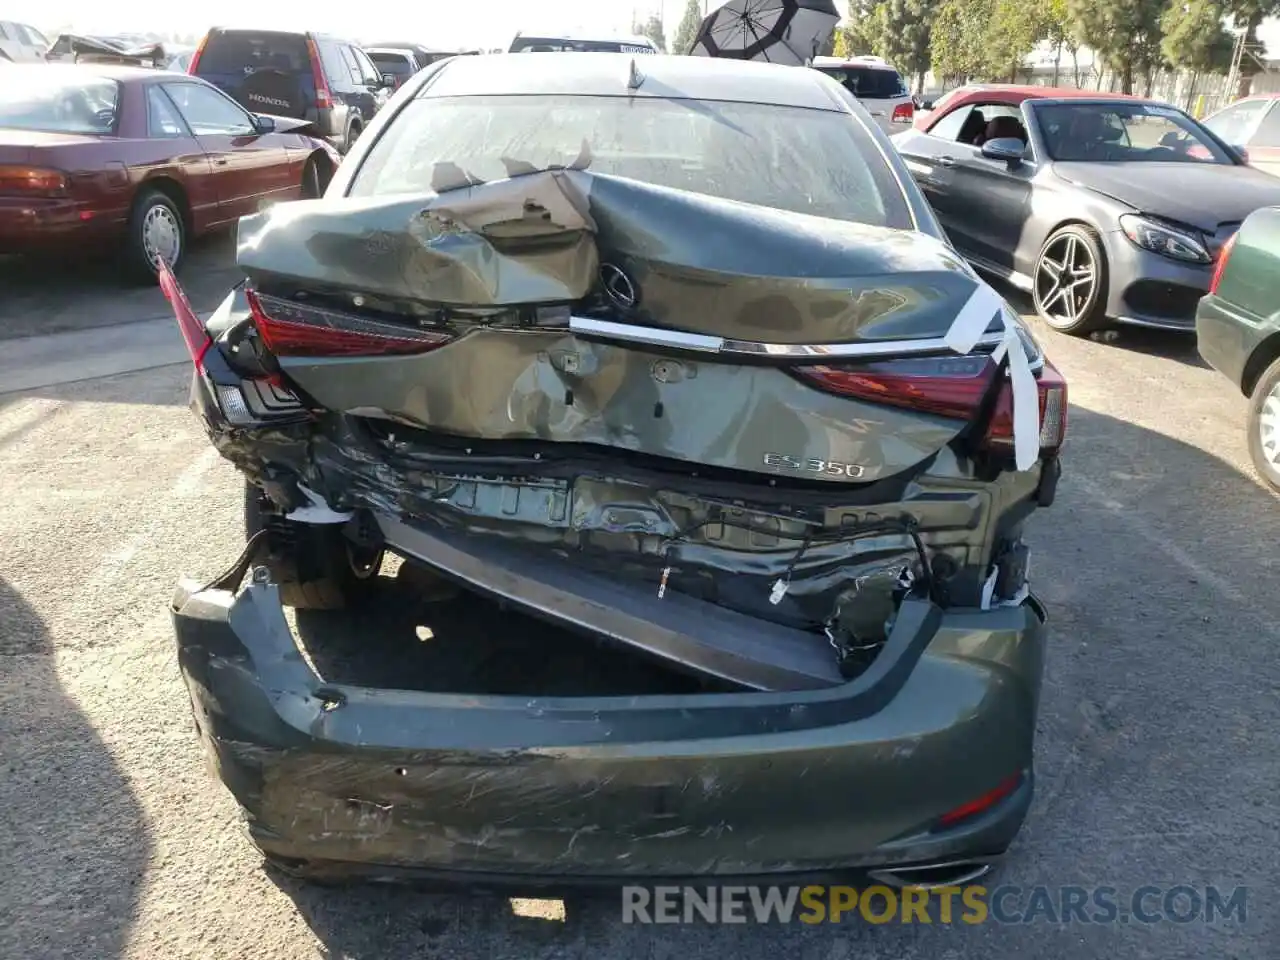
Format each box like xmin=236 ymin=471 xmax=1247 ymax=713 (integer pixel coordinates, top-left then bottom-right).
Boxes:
xmin=0 ymin=232 xmax=239 ymax=342
xmin=252 ymin=405 xmax=1275 ymax=958
xmin=0 ymin=579 xmax=150 ymax=960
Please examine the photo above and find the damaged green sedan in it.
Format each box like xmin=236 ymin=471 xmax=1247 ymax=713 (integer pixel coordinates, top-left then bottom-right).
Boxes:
xmin=165 ymin=52 xmax=1066 ymax=887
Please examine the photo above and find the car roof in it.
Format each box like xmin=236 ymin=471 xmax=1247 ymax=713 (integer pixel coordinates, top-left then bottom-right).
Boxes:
xmin=941 ymin=84 xmax=1146 ymax=105
xmin=513 ymin=28 xmax=654 ymax=45
xmin=425 ymin=52 xmax=843 ymax=110
xmin=812 ymin=56 xmax=899 ymax=72
xmin=3 ymin=62 xmax=169 ymax=83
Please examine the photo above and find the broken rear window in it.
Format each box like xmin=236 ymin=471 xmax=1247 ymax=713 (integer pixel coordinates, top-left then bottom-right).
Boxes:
xmin=347 ymin=94 xmax=911 ymax=228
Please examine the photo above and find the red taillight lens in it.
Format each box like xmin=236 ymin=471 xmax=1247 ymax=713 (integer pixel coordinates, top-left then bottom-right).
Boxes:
xmin=187 ymin=31 xmax=209 ymax=74
xmin=794 ymin=354 xmax=999 ymax=420
xmin=983 ymin=358 xmax=1067 ymax=455
xmin=247 ymin=290 xmax=454 ymax=358
xmin=891 ymin=101 xmax=914 ymax=124
xmin=158 ymin=259 xmax=212 ymax=370
xmin=936 ymin=773 xmax=1023 ymax=829
xmin=0 ymin=165 xmax=68 ymax=198
xmin=306 ymin=37 xmax=333 ymax=109
xmin=1209 ymin=231 xmax=1238 ymax=295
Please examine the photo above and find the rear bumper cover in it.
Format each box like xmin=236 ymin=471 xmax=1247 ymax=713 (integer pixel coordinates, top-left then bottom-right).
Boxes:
xmin=172 ymin=576 xmax=1047 ymax=882
xmin=1196 ymin=293 xmax=1270 ymax=393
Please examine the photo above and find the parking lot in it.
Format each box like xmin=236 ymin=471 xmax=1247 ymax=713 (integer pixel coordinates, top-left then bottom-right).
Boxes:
xmin=1 ymin=238 xmax=1277 ymax=959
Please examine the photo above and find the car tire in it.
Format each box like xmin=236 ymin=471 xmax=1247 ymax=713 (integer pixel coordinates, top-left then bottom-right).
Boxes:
xmin=242 ymin=481 xmax=383 ymax=610
xmin=300 ymin=155 xmax=332 ymax=199
xmin=1032 ymin=224 xmax=1108 ymax=336
xmin=1246 ymin=355 xmax=1280 ymax=494
xmin=124 ymin=187 xmax=185 ymax=283
xmin=344 ymin=122 xmax=362 ymax=154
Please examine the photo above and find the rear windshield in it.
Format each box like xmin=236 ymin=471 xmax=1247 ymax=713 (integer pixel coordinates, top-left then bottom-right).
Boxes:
xmin=196 ymin=30 xmax=311 ymax=75
xmin=817 ymin=66 xmax=907 ymax=99
xmin=0 ymin=74 xmax=119 ymax=135
xmin=349 ymin=94 xmax=910 ymax=228
xmin=510 ymin=37 xmax=657 ymax=53
xmin=369 ymin=52 xmax=414 ymax=76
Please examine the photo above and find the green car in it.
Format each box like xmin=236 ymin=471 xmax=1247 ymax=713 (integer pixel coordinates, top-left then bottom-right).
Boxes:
xmin=1197 ymin=206 xmax=1280 ymax=492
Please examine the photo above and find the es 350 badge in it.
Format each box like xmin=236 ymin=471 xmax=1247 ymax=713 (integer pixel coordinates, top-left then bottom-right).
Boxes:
xmin=763 ymin=453 xmax=866 ymax=479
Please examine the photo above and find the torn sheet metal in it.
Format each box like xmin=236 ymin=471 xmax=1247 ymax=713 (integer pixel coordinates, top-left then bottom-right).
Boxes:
xmin=238 ymin=170 xmax=995 ymax=344
xmin=237 ymin=170 xmax=599 ymax=307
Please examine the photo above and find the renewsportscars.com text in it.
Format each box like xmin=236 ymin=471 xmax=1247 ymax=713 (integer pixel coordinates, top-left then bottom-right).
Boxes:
xmin=621 ymin=884 xmax=1248 ymax=925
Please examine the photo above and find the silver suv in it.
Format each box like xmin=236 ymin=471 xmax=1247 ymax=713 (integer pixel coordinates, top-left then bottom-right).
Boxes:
xmin=812 ymin=55 xmax=914 ymax=134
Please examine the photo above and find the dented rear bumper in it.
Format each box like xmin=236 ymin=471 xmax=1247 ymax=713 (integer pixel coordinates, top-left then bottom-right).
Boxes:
xmin=172 ymin=576 xmax=1047 ymax=883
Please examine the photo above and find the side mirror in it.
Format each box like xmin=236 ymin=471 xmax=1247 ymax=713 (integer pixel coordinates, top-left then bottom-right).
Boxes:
xmin=253 ymin=114 xmax=276 ymax=133
xmin=981 ymin=137 xmax=1025 ymax=165
xmin=1233 ymin=144 xmax=1250 ymax=164
xmin=381 ymin=73 xmax=397 ymax=88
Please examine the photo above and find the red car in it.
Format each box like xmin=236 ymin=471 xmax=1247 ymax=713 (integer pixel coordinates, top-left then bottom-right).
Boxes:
xmin=0 ymin=63 xmax=342 ymax=279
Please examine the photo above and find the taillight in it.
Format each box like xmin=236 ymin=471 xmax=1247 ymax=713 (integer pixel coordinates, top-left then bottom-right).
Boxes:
xmin=796 ymin=352 xmax=1068 ymax=459
xmin=247 ymin=290 xmax=454 ymax=357
xmin=935 ymin=772 xmax=1023 ymax=829
xmin=306 ymin=37 xmax=333 ymax=109
xmin=1209 ymin=231 xmax=1238 ymax=295
xmin=186 ymin=31 xmax=209 ymax=74
xmin=158 ymin=259 xmax=212 ymax=370
xmin=891 ymin=101 xmax=914 ymax=124
xmin=983 ymin=358 xmax=1067 ymax=455
xmin=0 ymin=165 xmax=68 ymax=198
xmin=794 ymin=354 xmax=999 ymax=420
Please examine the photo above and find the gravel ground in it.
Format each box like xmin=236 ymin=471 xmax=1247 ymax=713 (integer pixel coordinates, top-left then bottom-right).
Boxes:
xmin=1 ymin=258 xmax=1277 ymax=958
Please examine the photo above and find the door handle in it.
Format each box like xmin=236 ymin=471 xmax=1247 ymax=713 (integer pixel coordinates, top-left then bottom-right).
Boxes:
xmin=937 ymin=156 xmax=957 ymax=167
xmin=214 ymin=159 xmax=228 ymax=166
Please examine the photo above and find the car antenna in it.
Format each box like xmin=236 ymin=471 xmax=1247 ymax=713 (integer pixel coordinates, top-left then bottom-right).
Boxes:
xmin=627 ymin=57 xmax=645 ymax=92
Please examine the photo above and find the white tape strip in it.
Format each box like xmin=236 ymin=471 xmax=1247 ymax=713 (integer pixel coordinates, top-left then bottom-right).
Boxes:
xmin=946 ymin=282 xmax=1042 ymax=472
xmin=287 ymin=484 xmax=354 ymax=524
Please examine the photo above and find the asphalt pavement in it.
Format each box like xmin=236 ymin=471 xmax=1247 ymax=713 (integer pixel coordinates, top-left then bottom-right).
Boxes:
xmin=1 ymin=243 xmax=1277 ymax=959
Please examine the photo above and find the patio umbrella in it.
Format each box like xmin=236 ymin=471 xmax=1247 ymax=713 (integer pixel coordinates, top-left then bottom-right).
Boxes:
xmin=687 ymin=0 xmax=839 ymax=65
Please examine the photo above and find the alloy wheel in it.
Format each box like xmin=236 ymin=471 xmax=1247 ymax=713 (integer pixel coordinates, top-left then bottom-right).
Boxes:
xmin=1258 ymin=382 xmax=1280 ymax=469
xmin=1035 ymin=234 xmax=1096 ymax=329
xmin=142 ymin=203 xmax=181 ymax=267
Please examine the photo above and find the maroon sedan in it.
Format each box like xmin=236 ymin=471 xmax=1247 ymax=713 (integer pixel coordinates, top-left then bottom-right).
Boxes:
xmin=0 ymin=64 xmax=342 ymax=279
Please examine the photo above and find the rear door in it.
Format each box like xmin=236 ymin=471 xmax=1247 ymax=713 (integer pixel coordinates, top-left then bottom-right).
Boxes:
xmin=161 ymin=81 xmax=295 ymax=217
xmin=190 ymin=30 xmax=316 ymax=123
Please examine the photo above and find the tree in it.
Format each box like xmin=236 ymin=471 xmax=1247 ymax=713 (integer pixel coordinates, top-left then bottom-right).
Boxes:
xmin=1069 ymin=0 xmax=1166 ymax=93
xmin=634 ymin=14 xmax=668 ymax=53
xmin=930 ymin=0 xmax=994 ymax=81
xmin=1044 ymin=0 xmax=1083 ymax=85
xmin=931 ymin=0 xmax=1044 ymax=83
xmin=1162 ymin=0 xmax=1233 ymax=106
xmin=1223 ymin=0 xmax=1280 ymax=97
xmin=673 ymin=0 xmax=704 ymax=54
xmin=835 ymin=0 xmax=886 ymax=56
xmin=878 ymin=0 xmax=938 ymax=92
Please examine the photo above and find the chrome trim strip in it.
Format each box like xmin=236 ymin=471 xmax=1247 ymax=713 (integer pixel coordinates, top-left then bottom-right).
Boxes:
xmin=570 ymin=315 xmax=1006 ymax=359
xmin=569 ymin=316 xmax=725 ymax=353
xmin=721 ymin=333 xmax=1004 ymax=358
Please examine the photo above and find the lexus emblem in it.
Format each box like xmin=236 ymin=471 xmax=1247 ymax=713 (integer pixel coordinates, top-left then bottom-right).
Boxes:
xmin=600 ymin=263 xmax=638 ymax=310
